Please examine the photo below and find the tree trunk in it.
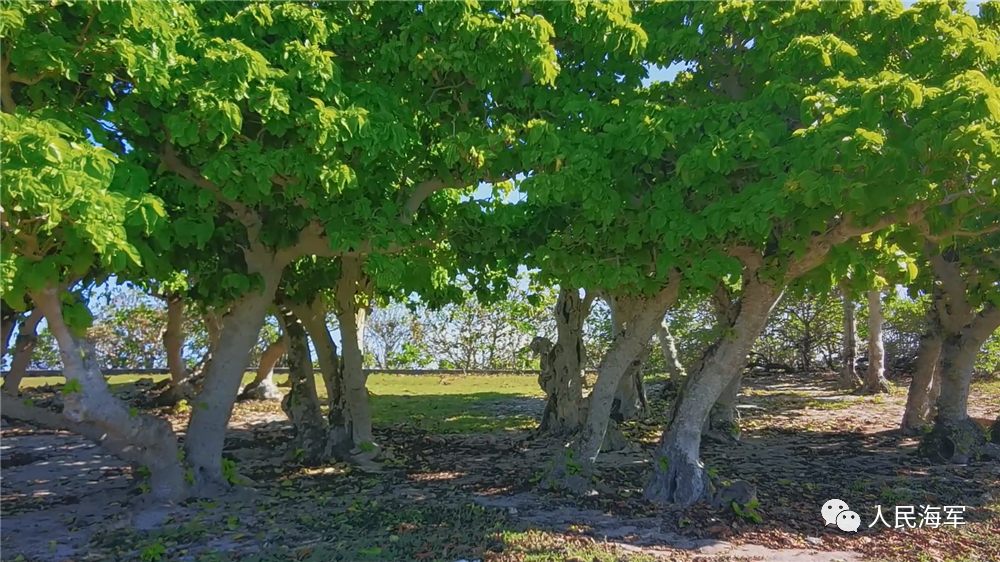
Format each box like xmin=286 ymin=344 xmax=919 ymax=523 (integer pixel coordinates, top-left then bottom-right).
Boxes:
xmin=609 ymin=296 xmax=651 ymax=422
xmin=3 ymin=310 xmax=41 ymax=396
xmin=164 ymin=296 xmax=187 ymax=386
xmin=534 ymin=287 xmax=592 ymax=435
xmin=863 ymin=289 xmax=890 ymax=394
xmin=276 ymin=304 xmax=327 ymax=464
xmin=238 ymin=336 xmax=285 ymax=401
xmin=1 ymin=307 xmax=18 ymax=360
xmin=543 ymin=278 xmax=680 ymax=493
xmin=837 ymin=283 xmax=862 ymax=390
xmin=657 ymin=321 xmax=686 ymax=381
xmin=291 ymin=298 xmax=340 ymax=409
xmin=327 ymin=256 xmax=378 ymax=465
xmin=150 ymin=295 xmax=194 ymax=407
xmin=30 ymin=286 xmax=188 ymax=502
xmin=901 ymin=322 xmax=943 ymax=436
xmin=707 ymin=371 xmax=742 ymax=441
xmin=184 ymin=266 xmax=283 ymax=493
xmin=645 ymin=280 xmax=782 ymax=507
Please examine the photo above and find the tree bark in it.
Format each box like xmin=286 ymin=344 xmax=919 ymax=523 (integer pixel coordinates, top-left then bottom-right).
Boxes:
xmin=543 ymin=276 xmax=680 ymax=493
xmin=291 ymin=298 xmax=340 ymax=410
xmin=184 ymin=265 xmax=283 ymax=493
xmin=901 ymin=314 xmax=943 ymax=436
xmin=863 ymin=289 xmax=890 ymax=394
xmin=276 ymin=304 xmax=327 ymax=464
xmin=3 ymin=310 xmax=41 ymax=396
xmin=164 ymin=296 xmax=187 ymax=386
xmin=327 ymin=255 xmax=379 ymax=464
xmin=534 ymin=287 xmax=592 ymax=435
xmin=30 ymin=286 xmax=188 ymax=502
xmin=919 ymin=249 xmax=1000 ymax=463
xmin=1 ymin=306 xmax=19 ymax=360
xmin=707 ymin=371 xmax=743 ymax=441
xmin=837 ymin=283 xmax=862 ymax=390
xmin=238 ymin=336 xmax=285 ymax=401
xmin=645 ymin=280 xmax=782 ymax=507
xmin=657 ymin=321 xmax=686 ymax=381
xmin=609 ymin=295 xmax=651 ymax=422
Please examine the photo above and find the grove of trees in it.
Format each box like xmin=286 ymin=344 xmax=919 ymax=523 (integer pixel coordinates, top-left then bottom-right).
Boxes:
xmin=2 ymin=0 xmax=999 ymax=512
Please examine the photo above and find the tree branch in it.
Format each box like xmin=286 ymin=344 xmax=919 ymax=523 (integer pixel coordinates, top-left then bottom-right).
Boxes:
xmin=158 ymin=137 xmax=263 ymax=241
xmin=399 ymin=173 xmax=513 ymax=225
xmin=786 ymin=206 xmax=924 ymax=280
xmin=925 ymin=243 xmax=973 ymax=330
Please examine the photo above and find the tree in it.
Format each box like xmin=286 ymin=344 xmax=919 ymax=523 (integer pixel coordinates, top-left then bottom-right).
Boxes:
xmin=96 ymin=0 xmax=579 ymax=489
xmin=863 ymin=288 xmax=892 ymax=393
xmin=532 ymin=287 xmax=594 ymax=435
xmin=1 ymin=0 xmax=186 ymax=501
xmin=636 ymin=0 xmax=999 ymax=506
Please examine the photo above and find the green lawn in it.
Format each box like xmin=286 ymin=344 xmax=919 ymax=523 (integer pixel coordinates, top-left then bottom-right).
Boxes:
xmin=18 ymin=372 xmax=545 ymax=434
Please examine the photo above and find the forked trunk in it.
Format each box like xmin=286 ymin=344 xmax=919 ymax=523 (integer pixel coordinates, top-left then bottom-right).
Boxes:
xmin=327 ymin=256 xmax=378 ymax=464
xmin=3 ymin=310 xmax=41 ymax=396
xmin=901 ymin=321 xmax=943 ymax=436
xmin=184 ymin=266 xmax=283 ymax=493
xmin=239 ymin=336 xmax=285 ymax=401
xmin=863 ymin=290 xmax=890 ymax=394
xmin=920 ymin=278 xmax=1000 ymax=463
xmin=645 ymin=281 xmax=782 ymax=506
xmin=543 ymin=278 xmax=680 ymax=493
xmin=837 ymin=284 xmax=862 ymax=390
xmin=30 ymin=287 xmax=188 ymax=502
xmin=276 ymin=305 xmax=327 ymax=464
xmin=534 ymin=287 xmax=592 ymax=435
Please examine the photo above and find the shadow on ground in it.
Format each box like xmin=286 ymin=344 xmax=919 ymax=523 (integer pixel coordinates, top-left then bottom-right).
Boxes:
xmin=2 ymin=372 xmax=998 ymax=562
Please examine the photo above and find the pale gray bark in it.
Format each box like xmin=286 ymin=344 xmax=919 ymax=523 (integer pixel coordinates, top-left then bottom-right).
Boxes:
xmin=657 ymin=321 xmax=686 ymax=381
xmin=901 ymin=314 xmax=943 ymax=436
xmin=276 ymin=305 xmax=327 ymax=464
xmin=30 ymin=286 xmax=188 ymax=502
xmin=291 ymin=298 xmax=339 ymax=409
xmin=3 ymin=310 xmax=41 ymax=396
xmin=863 ymin=289 xmax=890 ymax=394
xmin=544 ymin=276 xmax=680 ymax=492
xmin=327 ymin=256 xmax=378 ymax=463
xmin=534 ymin=287 xmax=592 ymax=434
xmin=609 ymin=295 xmax=651 ymax=422
xmin=920 ymin=248 xmax=1000 ymax=463
xmin=184 ymin=266 xmax=283 ymax=493
xmin=239 ymin=335 xmax=285 ymax=401
xmin=645 ymin=280 xmax=782 ymax=506
xmin=707 ymin=371 xmax=742 ymax=440
xmin=837 ymin=283 xmax=862 ymax=390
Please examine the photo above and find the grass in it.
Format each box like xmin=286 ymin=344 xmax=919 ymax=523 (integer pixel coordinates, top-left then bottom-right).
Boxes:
xmin=20 ymin=372 xmax=545 ymax=434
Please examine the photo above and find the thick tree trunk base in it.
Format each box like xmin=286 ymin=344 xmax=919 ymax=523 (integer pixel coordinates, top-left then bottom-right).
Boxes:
xmin=643 ymin=440 xmax=709 ymax=507
xmin=239 ymin=378 xmax=283 ymax=401
xmin=919 ymin=417 xmax=1000 ymax=464
xmin=861 ymin=376 xmax=891 ymax=395
xmin=836 ymin=369 xmax=861 ymax=391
